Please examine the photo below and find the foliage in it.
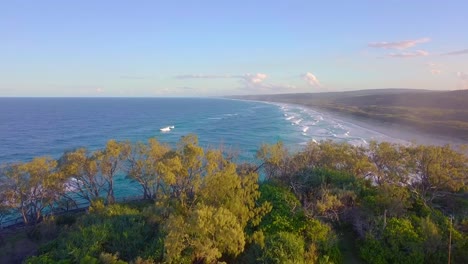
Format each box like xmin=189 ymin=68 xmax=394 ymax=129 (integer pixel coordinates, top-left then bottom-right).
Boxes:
xmin=262 ymin=231 xmax=305 ymax=264
xmin=0 ymin=135 xmax=466 ymax=263
xmin=1 ymin=157 xmax=66 ymax=225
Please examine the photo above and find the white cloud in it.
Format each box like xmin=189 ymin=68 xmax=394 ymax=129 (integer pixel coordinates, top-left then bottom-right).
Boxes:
xmin=388 ymin=50 xmax=429 ymax=58
xmin=242 ymin=73 xmax=268 ymax=85
xmin=430 ymin=69 xmax=441 ymax=75
xmin=369 ymin=38 xmax=430 ymax=50
xmin=442 ymin=49 xmax=468 ymax=56
xmin=303 ymin=72 xmax=321 ymax=87
xmin=96 ymin=88 xmax=104 ymax=93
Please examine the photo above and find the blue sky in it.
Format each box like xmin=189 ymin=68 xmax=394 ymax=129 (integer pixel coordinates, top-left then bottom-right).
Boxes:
xmin=1 ymin=0 xmax=467 ymax=96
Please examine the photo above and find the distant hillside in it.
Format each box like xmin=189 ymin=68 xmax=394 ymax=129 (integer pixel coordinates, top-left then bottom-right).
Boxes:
xmin=334 ymin=90 xmax=468 ymax=110
xmin=229 ymin=89 xmax=468 ymax=141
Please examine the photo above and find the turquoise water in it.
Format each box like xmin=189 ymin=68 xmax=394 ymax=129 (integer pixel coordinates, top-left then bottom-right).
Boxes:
xmin=0 ymin=97 xmax=404 ymax=198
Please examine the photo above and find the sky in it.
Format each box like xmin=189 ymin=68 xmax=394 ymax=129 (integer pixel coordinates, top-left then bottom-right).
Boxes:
xmin=1 ymin=0 xmax=467 ymax=97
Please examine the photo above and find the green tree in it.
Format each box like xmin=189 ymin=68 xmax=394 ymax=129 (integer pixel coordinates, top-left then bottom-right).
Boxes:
xmin=162 ymin=136 xmax=270 ymax=263
xmin=1 ymin=157 xmax=65 ymax=225
xmin=98 ymin=140 xmax=131 ymax=204
xmin=408 ymin=145 xmax=468 ymax=206
xmin=360 ymin=218 xmax=424 ymax=264
xmin=127 ymin=138 xmax=170 ymax=200
xmin=368 ymin=141 xmax=410 ymax=186
xmin=59 ymin=148 xmax=104 ymax=203
xmin=165 ymin=205 xmax=245 ymax=263
xmin=262 ymin=232 xmax=305 ymax=264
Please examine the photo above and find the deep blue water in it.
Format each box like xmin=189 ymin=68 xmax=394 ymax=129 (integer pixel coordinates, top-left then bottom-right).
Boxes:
xmin=0 ymin=98 xmax=301 ymax=164
xmin=0 ymin=97 xmax=405 ymax=199
xmin=0 ymin=97 xmax=406 ymax=164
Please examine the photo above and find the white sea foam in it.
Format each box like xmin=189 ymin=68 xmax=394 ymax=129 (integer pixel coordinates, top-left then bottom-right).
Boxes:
xmin=160 ymin=126 xmax=174 ymax=132
xmin=273 ymin=101 xmax=412 ymax=147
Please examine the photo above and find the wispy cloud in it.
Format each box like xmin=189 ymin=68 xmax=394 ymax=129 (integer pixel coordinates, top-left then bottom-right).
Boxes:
xmin=96 ymin=88 xmax=104 ymax=93
xmin=303 ymin=72 xmax=321 ymax=87
xmin=175 ymin=72 xmax=293 ymax=92
xmin=457 ymin=72 xmax=468 ymax=80
xmin=120 ymin=75 xmax=148 ymax=80
xmin=174 ymin=74 xmax=234 ymax=79
xmin=457 ymin=72 xmax=468 ymax=89
xmin=175 ymin=73 xmax=268 ymax=85
xmin=174 ymin=73 xmax=269 ymax=84
xmin=430 ymin=69 xmax=441 ymax=75
xmin=388 ymin=50 xmax=429 ymax=58
xmin=369 ymin=38 xmax=430 ymax=50
xmin=427 ymin=62 xmax=442 ymax=75
xmin=442 ymin=49 xmax=468 ymax=56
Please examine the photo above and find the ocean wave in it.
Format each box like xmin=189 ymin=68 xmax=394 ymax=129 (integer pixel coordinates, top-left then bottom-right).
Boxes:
xmin=293 ymin=119 xmax=303 ymax=125
xmin=160 ymin=125 xmax=175 ymax=132
xmin=302 ymin=126 xmax=309 ymax=133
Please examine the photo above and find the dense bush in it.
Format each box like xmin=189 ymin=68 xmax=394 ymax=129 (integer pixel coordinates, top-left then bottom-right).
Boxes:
xmin=0 ymin=136 xmax=466 ymax=263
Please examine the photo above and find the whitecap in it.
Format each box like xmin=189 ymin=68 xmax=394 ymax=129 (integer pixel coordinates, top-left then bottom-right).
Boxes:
xmin=160 ymin=126 xmax=174 ymax=132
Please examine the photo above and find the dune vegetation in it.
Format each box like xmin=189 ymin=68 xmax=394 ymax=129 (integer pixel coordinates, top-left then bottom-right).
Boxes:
xmin=0 ymin=135 xmax=467 ymax=263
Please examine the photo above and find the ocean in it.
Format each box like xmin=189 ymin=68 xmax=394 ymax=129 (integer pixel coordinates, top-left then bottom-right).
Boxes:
xmin=0 ymin=97 xmax=407 ymax=164
xmin=0 ymin=97 xmax=405 ymax=198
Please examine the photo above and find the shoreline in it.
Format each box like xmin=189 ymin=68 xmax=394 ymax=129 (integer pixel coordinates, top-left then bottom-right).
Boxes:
xmin=311 ymin=107 xmax=467 ymax=146
xmin=235 ymin=98 xmax=467 ymax=147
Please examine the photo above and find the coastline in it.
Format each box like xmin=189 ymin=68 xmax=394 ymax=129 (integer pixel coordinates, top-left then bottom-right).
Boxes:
xmin=235 ymin=98 xmax=468 ymax=147
xmin=312 ymin=107 xmax=468 ymax=146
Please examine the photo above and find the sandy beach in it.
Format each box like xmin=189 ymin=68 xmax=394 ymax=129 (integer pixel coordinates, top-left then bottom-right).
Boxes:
xmin=305 ymin=105 xmax=468 ymax=147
